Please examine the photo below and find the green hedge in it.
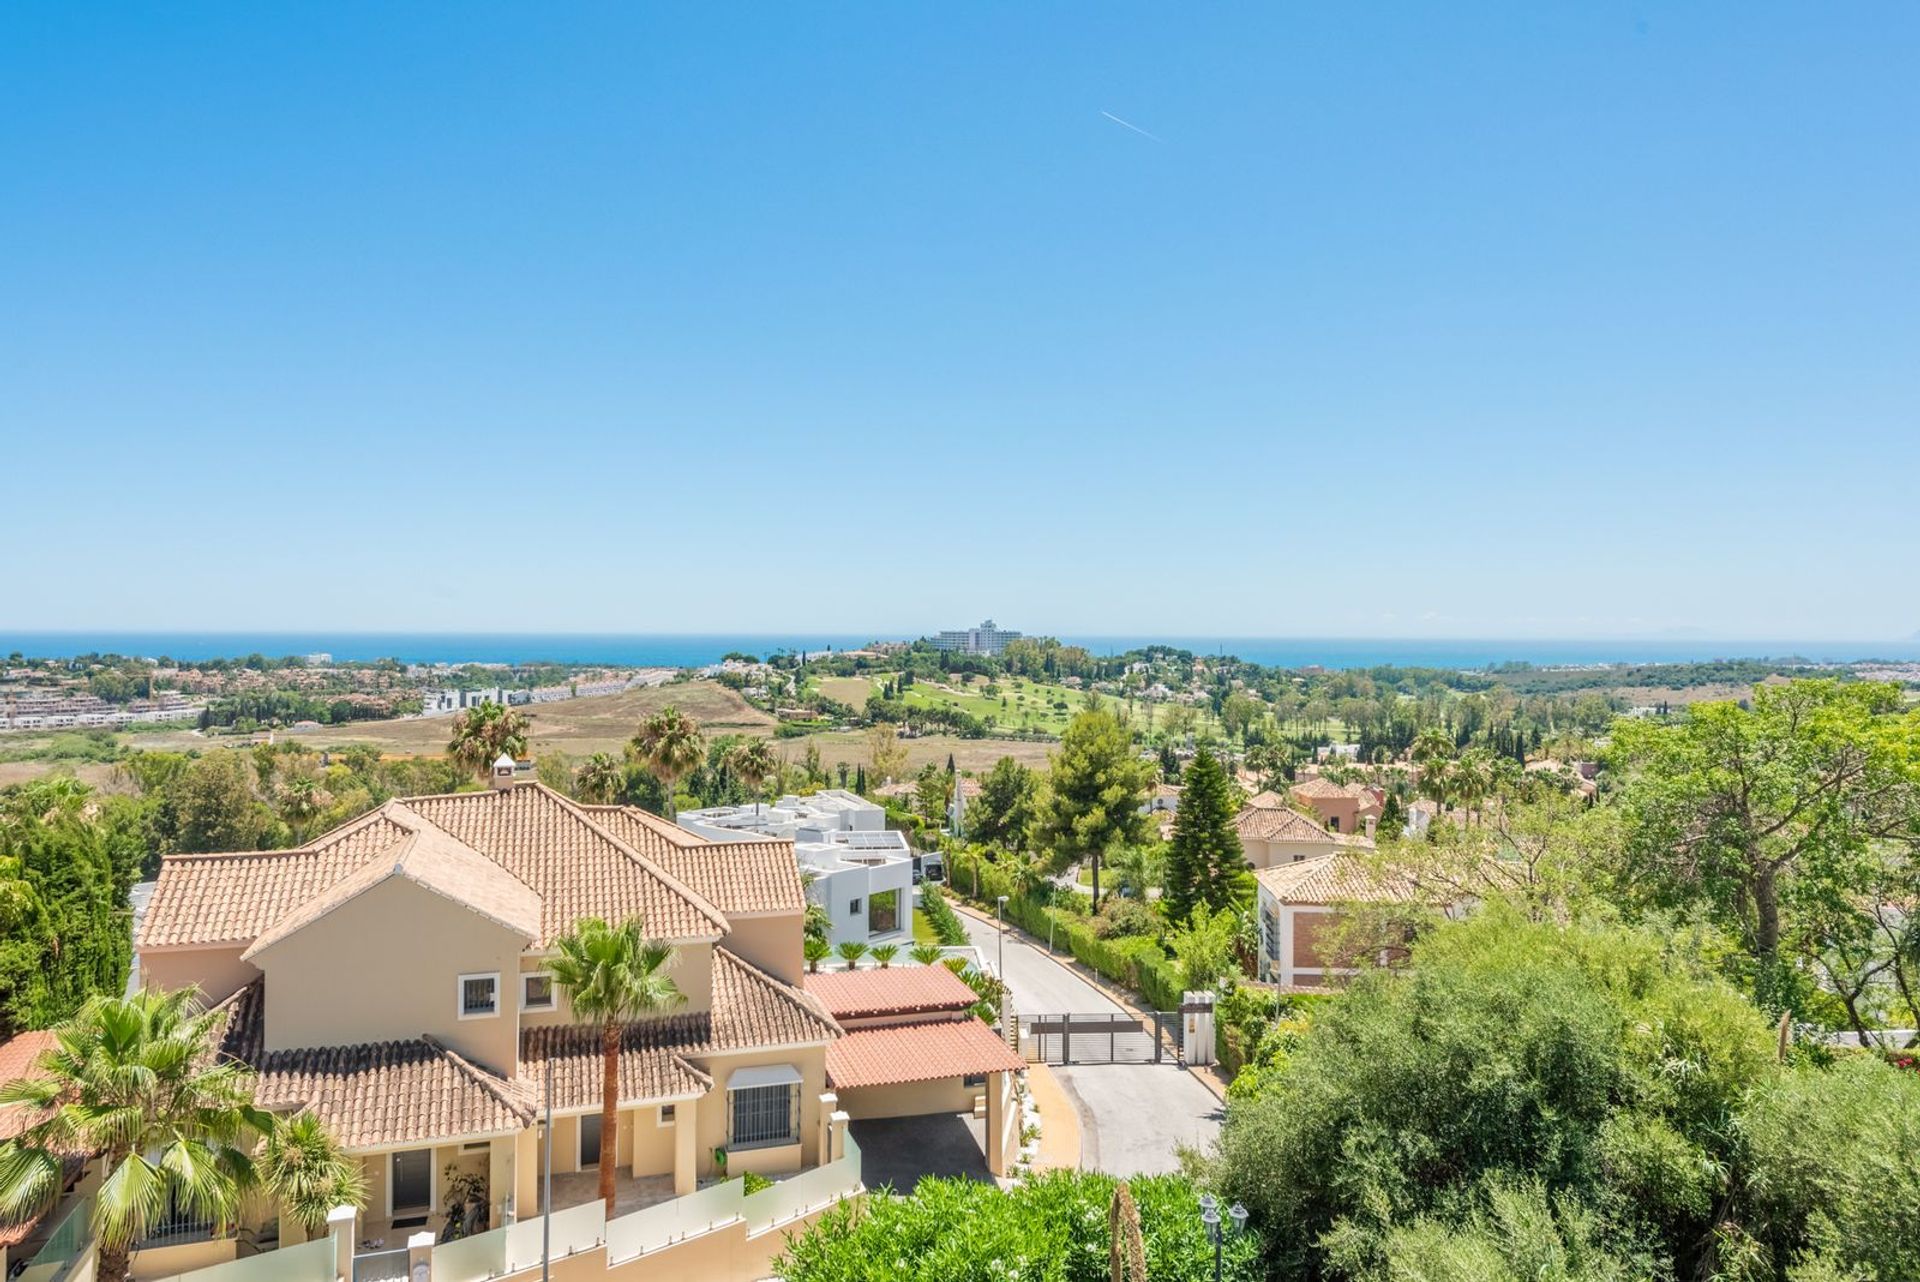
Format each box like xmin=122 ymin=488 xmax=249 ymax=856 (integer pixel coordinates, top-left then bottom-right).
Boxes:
xmin=917 ymin=884 xmax=970 ymax=947
xmin=949 ymin=849 xmax=1185 ymax=1012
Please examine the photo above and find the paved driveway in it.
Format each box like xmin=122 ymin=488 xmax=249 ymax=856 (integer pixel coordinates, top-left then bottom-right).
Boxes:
xmin=849 ymin=1113 xmax=991 ymax=1193
xmin=959 ymin=911 xmax=1222 ymax=1175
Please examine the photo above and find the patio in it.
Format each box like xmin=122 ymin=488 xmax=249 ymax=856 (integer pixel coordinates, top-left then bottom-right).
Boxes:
xmin=544 ymin=1170 xmax=677 ymax=1219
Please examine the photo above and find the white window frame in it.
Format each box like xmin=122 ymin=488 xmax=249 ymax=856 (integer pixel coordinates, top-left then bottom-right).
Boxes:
xmin=521 ymin=971 xmax=556 ymax=1013
xmin=657 ymin=1104 xmax=677 ymax=1129
xmin=457 ymin=972 xmax=501 ymax=1020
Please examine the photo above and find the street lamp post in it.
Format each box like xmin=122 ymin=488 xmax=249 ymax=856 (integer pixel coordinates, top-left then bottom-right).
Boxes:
xmin=1197 ymin=1193 xmax=1248 ymax=1282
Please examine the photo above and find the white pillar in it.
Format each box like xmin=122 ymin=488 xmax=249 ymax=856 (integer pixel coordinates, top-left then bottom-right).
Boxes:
xmin=327 ymin=1203 xmax=357 ymax=1282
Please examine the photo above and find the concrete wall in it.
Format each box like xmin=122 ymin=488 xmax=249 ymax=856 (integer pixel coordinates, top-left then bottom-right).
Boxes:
xmin=717 ymin=915 xmax=804 ymax=987
xmin=836 ymin=1077 xmax=977 ymax=1121
xmin=251 ymin=877 xmax=526 ymax=1072
xmin=137 ymin=947 xmax=260 ymax=1005
xmin=1241 ymin=835 xmax=1338 ymax=871
xmin=490 ymin=1200 xmax=844 ymax=1282
xmin=128 ymin=1238 xmax=236 ymax=1279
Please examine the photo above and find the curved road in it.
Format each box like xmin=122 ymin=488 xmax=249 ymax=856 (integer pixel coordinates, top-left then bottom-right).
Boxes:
xmin=959 ymin=909 xmax=1223 ymax=1175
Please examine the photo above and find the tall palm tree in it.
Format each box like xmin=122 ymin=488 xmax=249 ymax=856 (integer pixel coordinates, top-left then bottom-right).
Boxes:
xmin=573 ymin=753 xmax=623 ymax=805
xmin=257 ymin=1112 xmax=365 ymax=1242
xmin=0 ymin=989 xmax=278 ymax=1282
xmin=447 ymin=701 xmax=530 ymax=782
xmin=728 ymin=739 xmax=778 ymax=818
xmin=627 ymin=707 xmax=705 ymax=817
xmin=548 ymin=918 xmax=684 ymax=1216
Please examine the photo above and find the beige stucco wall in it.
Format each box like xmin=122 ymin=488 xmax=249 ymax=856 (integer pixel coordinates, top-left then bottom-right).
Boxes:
xmin=492 ymin=1199 xmax=846 ymax=1282
xmin=516 ymin=943 xmax=715 ymax=1028
xmin=718 ymin=914 xmax=804 ymax=986
xmin=836 ymin=1077 xmax=978 ymax=1120
xmin=687 ymin=1045 xmax=829 ymax=1176
xmin=137 ymin=946 xmax=260 ymax=1005
xmin=250 ymin=876 xmax=526 ymax=1073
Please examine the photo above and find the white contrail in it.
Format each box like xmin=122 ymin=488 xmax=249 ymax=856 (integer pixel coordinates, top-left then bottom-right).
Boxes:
xmin=1100 ymin=110 xmax=1162 ymax=142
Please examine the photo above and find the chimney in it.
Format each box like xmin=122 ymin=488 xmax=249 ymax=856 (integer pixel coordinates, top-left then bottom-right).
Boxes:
xmin=490 ymin=753 xmax=517 ymax=791
xmin=1364 ymin=814 xmax=1378 ymax=840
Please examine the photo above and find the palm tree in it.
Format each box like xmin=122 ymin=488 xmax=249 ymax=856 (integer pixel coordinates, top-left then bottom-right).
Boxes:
xmin=728 ymin=739 xmax=778 ymax=818
xmin=869 ymin=944 xmax=899 ymax=969
xmin=627 ymin=707 xmax=705 ymax=817
xmin=803 ymin=937 xmax=831 ymax=973
xmin=909 ymin=943 xmax=945 ymax=966
xmin=548 ymin=917 xmax=684 ymax=1216
xmin=0 ymin=989 xmax=278 ymax=1282
xmin=574 ymin=753 xmax=623 ymax=805
xmin=257 ymin=1112 xmax=366 ymax=1242
xmin=834 ymin=940 xmax=869 ymax=970
xmin=447 ymin=701 xmax=530 ymax=781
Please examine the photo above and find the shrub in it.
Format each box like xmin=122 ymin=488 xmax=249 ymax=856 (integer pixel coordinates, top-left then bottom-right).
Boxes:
xmin=918 ymin=884 xmax=969 ymax=947
xmin=1092 ymin=896 xmax=1160 ymax=939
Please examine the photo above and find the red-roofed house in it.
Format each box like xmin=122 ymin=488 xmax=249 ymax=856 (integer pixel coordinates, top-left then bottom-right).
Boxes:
xmin=804 ymin=966 xmax=1024 ymax=1176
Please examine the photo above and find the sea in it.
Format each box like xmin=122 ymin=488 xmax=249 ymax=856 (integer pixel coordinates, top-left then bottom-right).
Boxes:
xmin=4 ymin=632 xmax=1918 ymax=671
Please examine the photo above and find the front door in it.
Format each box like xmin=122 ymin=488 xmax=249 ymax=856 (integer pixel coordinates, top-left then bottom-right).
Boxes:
xmin=391 ymin=1149 xmax=432 ymax=1217
xmin=579 ymin=1113 xmax=603 ymax=1167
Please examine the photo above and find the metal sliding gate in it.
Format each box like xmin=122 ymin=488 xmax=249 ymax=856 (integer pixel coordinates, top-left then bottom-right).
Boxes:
xmin=1024 ymin=1011 xmax=1179 ymax=1065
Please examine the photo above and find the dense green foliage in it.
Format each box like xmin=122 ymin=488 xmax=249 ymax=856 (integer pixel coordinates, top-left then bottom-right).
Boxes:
xmin=0 ymin=780 xmax=144 ymax=1034
xmin=1036 ymin=708 xmax=1156 ymax=904
xmin=778 ymin=1170 xmax=1258 ymax=1282
xmin=1210 ymin=909 xmax=1920 ymax=1281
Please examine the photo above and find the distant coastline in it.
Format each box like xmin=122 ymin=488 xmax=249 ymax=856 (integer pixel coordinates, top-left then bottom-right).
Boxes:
xmin=4 ymin=632 xmax=1918 ymax=671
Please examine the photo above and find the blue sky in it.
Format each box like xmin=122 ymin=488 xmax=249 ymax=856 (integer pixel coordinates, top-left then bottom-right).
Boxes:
xmin=3 ymin=4 xmax=1915 ymax=639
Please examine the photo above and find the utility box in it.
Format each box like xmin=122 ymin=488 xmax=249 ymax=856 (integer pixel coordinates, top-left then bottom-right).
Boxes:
xmin=1181 ymin=990 xmax=1216 ymax=1066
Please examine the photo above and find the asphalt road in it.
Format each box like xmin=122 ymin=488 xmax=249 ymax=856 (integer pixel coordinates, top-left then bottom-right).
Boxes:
xmin=959 ymin=911 xmax=1223 ymax=1176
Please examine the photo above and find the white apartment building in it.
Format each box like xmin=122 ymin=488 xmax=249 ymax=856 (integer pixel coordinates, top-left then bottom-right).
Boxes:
xmin=677 ymin=790 xmax=914 ymax=948
xmin=930 ymin=619 xmax=1022 ymax=656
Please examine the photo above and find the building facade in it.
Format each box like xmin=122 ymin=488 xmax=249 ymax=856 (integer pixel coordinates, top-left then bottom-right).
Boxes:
xmin=930 ymin=620 xmax=1022 ymax=656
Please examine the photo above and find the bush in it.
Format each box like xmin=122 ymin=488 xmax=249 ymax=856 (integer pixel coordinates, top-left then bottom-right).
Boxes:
xmin=777 ymin=1169 xmax=1260 ymax=1282
xmin=742 ymin=1170 xmax=774 ymax=1196
xmin=917 ymin=884 xmax=969 ymax=947
xmin=1092 ymin=896 xmax=1160 ymax=939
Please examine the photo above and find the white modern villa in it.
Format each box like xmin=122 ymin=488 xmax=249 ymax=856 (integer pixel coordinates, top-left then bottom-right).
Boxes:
xmin=676 ymin=791 xmax=914 ymax=948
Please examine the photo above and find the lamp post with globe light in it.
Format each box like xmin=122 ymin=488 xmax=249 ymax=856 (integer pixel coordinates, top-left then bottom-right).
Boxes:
xmin=1197 ymin=1192 xmax=1248 ymax=1282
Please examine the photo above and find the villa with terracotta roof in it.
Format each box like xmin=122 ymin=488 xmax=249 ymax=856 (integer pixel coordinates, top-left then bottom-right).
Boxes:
xmin=123 ymin=765 xmax=888 ymax=1279
xmin=1234 ymin=792 xmax=1342 ymax=868
xmin=1253 ymin=853 xmax=1437 ymax=990
xmin=1288 ymin=775 xmax=1385 ymax=836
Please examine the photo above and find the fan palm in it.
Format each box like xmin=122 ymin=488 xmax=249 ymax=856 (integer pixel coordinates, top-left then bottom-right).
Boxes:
xmin=447 ymin=702 xmax=529 ymax=782
xmin=803 ymin=937 xmax=831 ymax=974
xmin=257 ymin=1112 xmax=365 ymax=1241
xmin=573 ymin=753 xmax=623 ymax=806
xmin=868 ymin=944 xmax=899 ymax=969
xmin=627 ymin=707 xmax=705 ymax=817
xmin=909 ymin=943 xmax=945 ymax=966
xmin=727 ymin=739 xmax=778 ymax=818
xmin=834 ymin=941 xmax=869 ymax=970
xmin=0 ymin=989 xmax=278 ymax=1282
xmin=548 ymin=918 xmax=684 ymax=1216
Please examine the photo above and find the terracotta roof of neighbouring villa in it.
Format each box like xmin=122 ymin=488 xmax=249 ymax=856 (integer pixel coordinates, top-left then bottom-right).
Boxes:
xmin=825 ymin=1020 xmax=1025 ymax=1091
xmin=581 ymin=806 xmax=807 ymax=916
xmin=0 ymin=1031 xmax=57 ymax=1141
xmin=520 ymin=948 xmax=841 ymax=1110
xmin=803 ymin=965 xmax=977 ymax=1021
xmin=1254 ymin=853 xmax=1426 ymax=905
xmin=240 ymin=818 xmax=542 ymax=961
xmin=1234 ymin=804 xmax=1336 ymax=845
xmin=142 ymin=784 xmax=733 ymax=951
xmin=211 ymin=982 xmax=537 ymax=1149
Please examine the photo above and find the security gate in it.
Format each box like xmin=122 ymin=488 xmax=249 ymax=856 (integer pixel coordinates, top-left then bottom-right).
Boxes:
xmin=1024 ymin=1012 xmax=1178 ymax=1065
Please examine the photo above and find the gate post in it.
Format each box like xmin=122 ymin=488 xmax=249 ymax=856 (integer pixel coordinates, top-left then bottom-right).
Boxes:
xmin=1181 ymin=991 xmax=1216 ymax=1066
xmin=1061 ymin=1013 xmax=1071 ymax=1066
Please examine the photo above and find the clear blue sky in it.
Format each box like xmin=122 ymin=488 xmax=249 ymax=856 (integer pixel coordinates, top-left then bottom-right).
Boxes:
xmin=4 ymin=4 xmax=1915 ymax=640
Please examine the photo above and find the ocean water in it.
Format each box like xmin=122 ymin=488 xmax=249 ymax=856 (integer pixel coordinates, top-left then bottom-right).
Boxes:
xmin=3 ymin=632 xmax=1917 ymax=670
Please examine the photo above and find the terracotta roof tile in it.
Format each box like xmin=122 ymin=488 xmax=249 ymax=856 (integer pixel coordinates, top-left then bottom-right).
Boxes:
xmin=1234 ymin=804 xmax=1335 ymax=844
xmin=802 ymin=966 xmax=977 ymax=1021
xmin=1254 ymin=853 xmax=1426 ymax=905
xmin=0 ymin=1031 xmax=56 ymax=1141
xmin=825 ymin=1020 xmax=1024 ymax=1091
xmin=241 ymin=815 xmax=540 ymax=960
xmin=212 ymin=982 xmax=536 ymax=1150
xmin=581 ymin=807 xmax=806 ymax=916
xmin=143 ymin=784 xmax=730 ymax=951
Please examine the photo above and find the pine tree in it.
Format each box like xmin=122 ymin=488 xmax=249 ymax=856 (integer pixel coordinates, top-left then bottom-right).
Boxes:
xmin=1163 ymin=748 xmax=1245 ymax=921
